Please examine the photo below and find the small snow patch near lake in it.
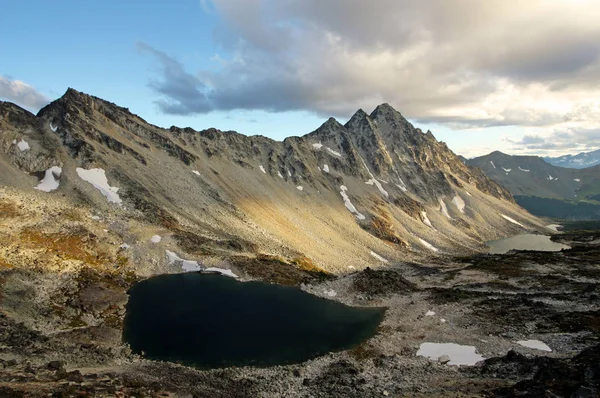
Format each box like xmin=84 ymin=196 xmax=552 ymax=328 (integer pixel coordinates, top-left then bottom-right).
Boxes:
xmin=296 ymin=186 xmax=303 ymax=191
xmin=417 ymin=343 xmax=484 ymax=366
xmin=366 ymin=178 xmax=388 ymax=197
xmin=192 ymin=170 xmax=201 ymax=176
xmin=452 ymin=195 xmax=465 ymax=213
xmin=17 ymin=139 xmax=30 ymax=152
xmin=259 ymin=165 xmax=266 ymax=174
xmin=370 ymin=251 xmax=388 ymax=263
xmin=165 ymin=250 xmax=202 ymax=272
xmin=150 ymin=235 xmax=162 ymax=243
xmin=326 ymin=147 xmax=342 ymax=157
xmin=312 ymin=142 xmax=323 ymax=149
xmin=501 ymin=214 xmax=525 ymax=228
xmin=76 ymin=167 xmax=122 ymax=204
xmin=205 ymin=267 xmax=238 ymax=278
xmin=546 ymin=224 xmax=561 ymax=232
xmin=419 ymin=238 xmax=439 ymax=252
xmin=35 ymin=166 xmax=62 ymax=192
xmin=323 ymin=164 xmax=329 ymax=173
xmin=340 ymin=185 xmax=365 ymax=220
xmin=517 ymin=340 xmax=551 ymax=352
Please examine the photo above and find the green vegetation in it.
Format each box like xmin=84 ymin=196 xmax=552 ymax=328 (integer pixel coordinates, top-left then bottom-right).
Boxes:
xmin=514 ymin=195 xmax=600 ymax=220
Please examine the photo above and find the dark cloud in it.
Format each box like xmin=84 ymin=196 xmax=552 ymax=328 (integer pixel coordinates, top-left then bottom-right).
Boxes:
xmin=137 ymin=42 xmax=211 ymax=115
xmin=0 ymin=76 xmax=50 ymax=111
xmin=140 ymin=0 xmax=600 ymax=132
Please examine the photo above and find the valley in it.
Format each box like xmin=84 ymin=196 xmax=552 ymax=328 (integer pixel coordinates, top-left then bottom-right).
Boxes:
xmin=0 ymin=90 xmax=598 ymax=396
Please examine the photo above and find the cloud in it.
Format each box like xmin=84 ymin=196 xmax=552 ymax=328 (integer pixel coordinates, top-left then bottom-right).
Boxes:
xmin=140 ymin=0 xmax=600 ymax=134
xmin=0 ymin=76 xmax=50 ymax=111
xmin=507 ymin=127 xmax=600 ymax=155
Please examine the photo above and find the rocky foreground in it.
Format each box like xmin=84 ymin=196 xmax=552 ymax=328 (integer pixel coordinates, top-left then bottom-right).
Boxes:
xmin=1 ymin=188 xmax=598 ymax=397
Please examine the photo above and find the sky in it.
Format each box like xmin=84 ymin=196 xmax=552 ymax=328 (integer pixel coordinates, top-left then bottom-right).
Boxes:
xmin=1 ymin=0 xmax=599 ymax=158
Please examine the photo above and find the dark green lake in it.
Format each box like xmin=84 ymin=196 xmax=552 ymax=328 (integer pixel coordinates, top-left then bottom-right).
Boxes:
xmin=123 ymin=273 xmax=385 ymax=368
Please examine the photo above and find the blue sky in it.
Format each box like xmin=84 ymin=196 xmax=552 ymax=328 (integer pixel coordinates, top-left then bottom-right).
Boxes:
xmin=1 ymin=0 xmax=599 ymax=157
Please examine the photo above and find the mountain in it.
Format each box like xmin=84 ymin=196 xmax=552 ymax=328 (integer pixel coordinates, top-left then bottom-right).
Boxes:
xmin=544 ymin=148 xmax=600 ymax=169
xmin=467 ymin=151 xmax=600 ymax=219
xmin=0 ymin=88 xmax=545 ymax=273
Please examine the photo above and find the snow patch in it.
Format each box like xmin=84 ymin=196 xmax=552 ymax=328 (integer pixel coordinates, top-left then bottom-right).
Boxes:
xmin=296 ymin=186 xmax=303 ymax=191
xmin=464 ymin=191 xmax=472 ymax=197
xmin=192 ymin=170 xmax=201 ymax=176
xmin=277 ymin=171 xmax=284 ymax=178
xmin=502 ymin=167 xmax=512 ymax=173
xmin=546 ymin=224 xmax=561 ymax=232
xmin=259 ymin=165 xmax=266 ymax=174
xmin=365 ymin=178 xmax=389 ymax=197
xmin=35 ymin=166 xmax=62 ymax=192
xmin=119 ymin=243 xmax=130 ymax=250
xmin=517 ymin=340 xmax=552 ymax=352
xmin=339 ymin=186 xmax=365 ymax=220
xmin=17 ymin=139 xmax=30 ymax=152
xmin=165 ymin=250 xmax=202 ymax=272
xmin=501 ymin=214 xmax=525 ymax=228
xmin=574 ymin=178 xmax=581 ymax=182
xmin=312 ymin=142 xmax=323 ymax=149
xmin=417 ymin=343 xmax=484 ymax=366
xmin=287 ymin=170 xmax=292 ymax=177
xmin=419 ymin=238 xmax=439 ymax=252
xmin=439 ymin=199 xmax=451 ymax=219
xmin=150 ymin=235 xmax=162 ymax=243
xmin=490 ymin=161 xmax=496 ymax=169
xmin=205 ymin=267 xmax=239 ymax=278
xmin=547 ymin=175 xmax=554 ymax=180
xmin=370 ymin=251 xmax=388 ymax=263
xmin=322 ymin=164 xmax=329 ymax=173
xmin=452 ymin=195 xmax=465 ymax=213
xmin=76 ymin=168 xmax=122 ymax=204
xmin=425 ymin=310 xmax=435 ymax=316
xmin=518 ymin=167 xmax=530 ymax=172
xmin=326 ymin=147 xmax=342 ymax=157
xmin=421 ymin=211 xmax=435 ymax=229
xmin=50 ymin=123 xmax=57 ymax=132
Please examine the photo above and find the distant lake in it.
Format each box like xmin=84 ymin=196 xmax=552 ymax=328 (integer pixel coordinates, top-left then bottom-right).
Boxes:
xmin=487 ymin=234 xmax=570 ymax=254
xmin=123 ymin=273 xmax=384 ymax=369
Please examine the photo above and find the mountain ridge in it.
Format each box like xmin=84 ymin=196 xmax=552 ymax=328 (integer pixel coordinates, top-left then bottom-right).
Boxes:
xmin=1 ymin=87 xmax=546 ymax=272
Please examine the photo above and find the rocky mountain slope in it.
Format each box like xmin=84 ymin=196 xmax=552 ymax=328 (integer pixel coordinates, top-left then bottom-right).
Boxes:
xmin=1 ymin=88 xmax=546 ymax=274
xmin=544 ymin=148 xmax=600 ymax=169
xmin=467 ymin=151 xmax=600 ymax=219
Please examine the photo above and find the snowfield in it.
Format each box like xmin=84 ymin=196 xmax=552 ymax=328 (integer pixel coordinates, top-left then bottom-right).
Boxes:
xmin=17 ymin=139 xmax=30 ymax=152
xmin=517 ymin=340 xmax=552 ymax=352
xmin=419 ymin=238 xmax=439 ymax=252
xmin=35 ymin=166 xmax=62 ymax=192
xmin=452 ymin=195 xmax=465 ymax=213
xmin=501 ymin=214 xmax=525 ymax=228
xmin=339 ymin=185 xmax=365 ymax=220
xmin=369 ymin=251 xmax=388 ymax=263
xmin=417 ymin=343 xmax=484 ymax=366
xmin=76 ymin=167 xmax=122 ymax=204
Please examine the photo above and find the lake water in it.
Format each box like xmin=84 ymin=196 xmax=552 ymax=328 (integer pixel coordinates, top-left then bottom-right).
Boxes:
xmin=123 ymin=273 xmax=384 ymax=369
xmin=486 ymin=234 xmax=571 ymax=254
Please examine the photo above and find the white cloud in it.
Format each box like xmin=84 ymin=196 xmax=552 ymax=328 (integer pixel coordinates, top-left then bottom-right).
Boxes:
xmin=0 ymin=76 xmax=50 ymax=111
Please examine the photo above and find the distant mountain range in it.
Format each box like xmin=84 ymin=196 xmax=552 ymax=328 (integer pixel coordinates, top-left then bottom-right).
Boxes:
xmin=467 ymin=151 xmax=600 ymax=220
xmin=544 ymin=149 xmax=600 ymax=169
